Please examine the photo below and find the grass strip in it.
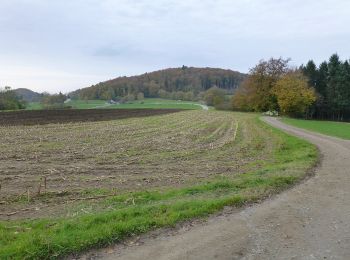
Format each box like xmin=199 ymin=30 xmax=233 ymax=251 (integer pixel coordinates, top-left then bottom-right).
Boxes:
xmin=282 ymin=117 xmax=350 ymax=140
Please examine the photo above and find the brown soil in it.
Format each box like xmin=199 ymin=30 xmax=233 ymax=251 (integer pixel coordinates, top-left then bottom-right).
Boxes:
xmin=0 ymin=111 xmax=273 ymax=220
xmin=0 ymin=109 xmax=180 ymax=126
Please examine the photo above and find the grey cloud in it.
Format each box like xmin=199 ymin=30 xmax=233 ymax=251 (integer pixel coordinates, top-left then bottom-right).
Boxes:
xmin=0 ymin=0 xmax=349 ymax=92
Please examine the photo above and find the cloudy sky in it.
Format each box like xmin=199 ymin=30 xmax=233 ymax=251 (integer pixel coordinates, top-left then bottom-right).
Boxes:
xmin=1 ymin=0 xmax=350 ymax=93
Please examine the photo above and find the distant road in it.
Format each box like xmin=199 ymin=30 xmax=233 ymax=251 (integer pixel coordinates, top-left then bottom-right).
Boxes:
xmin=149 ymin=102 xmax=209 ymax=111
xmin=82 ymin=117 xmax=350 ymax=260
xmin=198 ymin=104 xmax=209 ymax=110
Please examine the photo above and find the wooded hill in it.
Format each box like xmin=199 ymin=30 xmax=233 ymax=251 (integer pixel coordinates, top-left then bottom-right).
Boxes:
xmin=13 ymin=88 xmax=42 ymax=102
xmin=70 ymin=67 xmax=246 ymax=101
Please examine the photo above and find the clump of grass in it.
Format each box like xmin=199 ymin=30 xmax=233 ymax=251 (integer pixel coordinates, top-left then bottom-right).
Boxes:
xmin=0 ymin=116 xmax=317 ymax=260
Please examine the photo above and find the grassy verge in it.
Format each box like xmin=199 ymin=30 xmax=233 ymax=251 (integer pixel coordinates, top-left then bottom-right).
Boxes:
xmin=66 ymin=98 xmax=203 ymax=110
xmin=282 ymin=117 xmax=350 ymax=140
xmin=0 ymin=117 xmax=317 ymax=259
xmin=25 ymin=102 xmax=43 ymax=110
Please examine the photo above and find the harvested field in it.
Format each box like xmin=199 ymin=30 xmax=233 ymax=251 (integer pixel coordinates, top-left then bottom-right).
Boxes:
xmin=0 ymin=109 xmax=180 ymax=126
xmin=0 ymin=110 xmax=318 ymax=259
xmin=0 ymin=110 xmax=279 ymax=219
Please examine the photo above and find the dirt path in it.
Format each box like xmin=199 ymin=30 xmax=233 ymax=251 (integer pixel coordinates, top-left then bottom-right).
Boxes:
xmin=198 ymin=104 xmax=209 ymax=110
xmin=79 ymin=117 xmax=350 ymax=260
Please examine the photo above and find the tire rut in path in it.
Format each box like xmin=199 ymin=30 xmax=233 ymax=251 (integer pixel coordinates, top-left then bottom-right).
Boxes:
xmin=78 ymin=117 xmax=350 ymax=260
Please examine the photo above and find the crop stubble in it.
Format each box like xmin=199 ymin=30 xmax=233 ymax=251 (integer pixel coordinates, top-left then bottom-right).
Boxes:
xmin=0 ymin=110 xmax=277 ymax=219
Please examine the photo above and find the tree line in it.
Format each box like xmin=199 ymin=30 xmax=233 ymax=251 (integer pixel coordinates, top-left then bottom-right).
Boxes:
xmin=2 ymin=55 xmax=349 ymax=119
xmin=232 ymin=54 xmax=350 ymax=121
xmin=0 ymin=87 xmax=70 ymax=111
xmin=70 ymin=66 xmax=246 ymax=102
xmin=0 ymin=87 xmax=26 ymax=110
xmin=41 ymin=92 xmax=68 ymax=109
xmin=300 ymin=54 xmax=350 ymax=121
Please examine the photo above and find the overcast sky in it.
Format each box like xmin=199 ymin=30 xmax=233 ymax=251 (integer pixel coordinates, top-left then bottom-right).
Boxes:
xmin=1 ymin=0 xmax=350 ymax=93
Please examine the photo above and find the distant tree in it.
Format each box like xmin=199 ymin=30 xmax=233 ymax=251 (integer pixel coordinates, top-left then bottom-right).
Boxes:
xmin=137 ymin=92 xmax=144 ymax=100
xmin=100 ymin=87 xmax=115 ymax=100
xmin=158 ymin=89 xmax=168 ymax=99
xmin=326 ymin=54 xmax=343 ymax=119
xmin=174 ymin=91 xmax=185 ymax=100
xmin=301 ymin=60 xmax=318 ymax=88
xmin=232 ymin=77 xmax=256 ymax=111
xmin=0 ymin=86 xmax=26 ymax=110
xmin=311 ymin=61 xmax=329 ymax=119
xmin=272 ymin=72 xmax=316 ymax=117
xmin=183 ymin=91 xmax=194 ymax=101
xmin=41 ymin=92 xmax=67 ymax=109
xmin=337 ymin=60 xmax=350 ymax=120
xmin=213 ymin=95 xmax=225 ymax=107
xmin=146 ymin=81 xmax=160 ymax=97
xmin=124 ymin=94 xmax=135 ymax=102
xmin=316 ymin=62 xmax=328 ymax=98
xmin=204 ymin=86 xmax=225 ymax=106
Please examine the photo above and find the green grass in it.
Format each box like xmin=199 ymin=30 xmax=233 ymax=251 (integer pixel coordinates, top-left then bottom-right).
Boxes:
xmin=26 ymin=99 xmax=205 ymax=110
xmin=65 ymin=98 xmax=204 ymax=110
xmin=0 ymin=116 xmax=317 ymax=259
xmin=282 ymin=117 xmax=350 ymax=140
xmin=25 ymin=102 xmax=43 ymax=110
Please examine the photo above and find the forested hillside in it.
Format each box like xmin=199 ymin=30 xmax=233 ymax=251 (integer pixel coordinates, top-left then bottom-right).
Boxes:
xmin=71 ymin=67 xmax=246 ymax=101
xmin=14 ymin=88 xmax=42 ymax=102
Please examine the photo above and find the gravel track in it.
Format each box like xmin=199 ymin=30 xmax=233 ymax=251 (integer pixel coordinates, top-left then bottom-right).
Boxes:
xmin=82 ymin=116 xmax=350 ymax=260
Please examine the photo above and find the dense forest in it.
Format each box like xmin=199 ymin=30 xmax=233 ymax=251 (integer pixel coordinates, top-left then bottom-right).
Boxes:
xmin=300 ymin=54 xmax=350 ymax=121
xmin=70 ymin=66 xmax=246 ymax=101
